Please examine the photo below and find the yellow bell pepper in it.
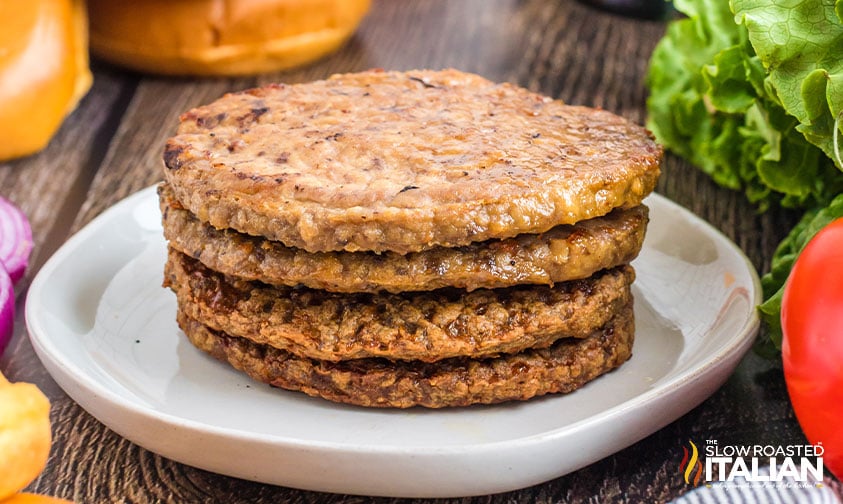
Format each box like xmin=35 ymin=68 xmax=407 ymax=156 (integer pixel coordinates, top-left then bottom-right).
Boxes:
xmin=2 ymin=494 xmax=72 ymax=504
xmin=0 ymin=0 xmax=92 ymax=161
xmin=0 ymin=372 xmax=52 ymax=501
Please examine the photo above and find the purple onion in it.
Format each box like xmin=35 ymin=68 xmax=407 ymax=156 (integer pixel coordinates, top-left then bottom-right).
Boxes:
xmin=0 ymin=263 xmax=13 ymax=356
xmin=0 ymin=195 xmax=33 ymax=285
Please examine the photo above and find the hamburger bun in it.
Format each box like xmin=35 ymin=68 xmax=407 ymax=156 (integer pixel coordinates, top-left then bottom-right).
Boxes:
xmin=87 ymin=0 xmax=371 ymax=76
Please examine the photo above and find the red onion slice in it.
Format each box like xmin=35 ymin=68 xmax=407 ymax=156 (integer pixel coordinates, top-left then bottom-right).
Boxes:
xmin=0 ymin=263 xmax=13 ymax=356
xmin=0 ymin=195 xmax=33 ymax=284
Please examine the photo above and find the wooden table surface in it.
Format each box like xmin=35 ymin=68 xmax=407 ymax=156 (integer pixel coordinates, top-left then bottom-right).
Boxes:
xmin=0 ymin=0 xmax=832 ymax=502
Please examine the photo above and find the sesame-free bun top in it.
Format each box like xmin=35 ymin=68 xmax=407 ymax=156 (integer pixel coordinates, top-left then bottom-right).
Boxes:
xmin=163 ymin=69 xmax=662 ymax=253
xmin=87 ymin=0 xmax=370 ymax=76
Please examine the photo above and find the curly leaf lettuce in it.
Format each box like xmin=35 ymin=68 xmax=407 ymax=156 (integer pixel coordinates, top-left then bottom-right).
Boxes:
xmin=732 ymin=0 xmax=843 ymax=170
xmin=646 ymin=0 xmax=746 ymax=193
xmin=647 ymin=0 xmax=843 ymax=351
xmin=648 ymin=0 xmax=843 ymax=210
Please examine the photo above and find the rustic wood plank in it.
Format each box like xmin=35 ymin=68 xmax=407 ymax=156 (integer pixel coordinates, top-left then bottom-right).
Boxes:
xmin=2 ymin=0 xmax=823 ymax=502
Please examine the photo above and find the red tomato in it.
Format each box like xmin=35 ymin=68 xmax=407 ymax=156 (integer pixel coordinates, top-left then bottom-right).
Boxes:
xmin=782 ymin=217 xmax=843 ymax=481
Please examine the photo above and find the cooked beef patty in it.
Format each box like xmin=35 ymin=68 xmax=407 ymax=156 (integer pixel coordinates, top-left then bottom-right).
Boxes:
xmin=177 ymin=304 xmax=634 ymax=408
xmin=160 ymin=183 xmax=648 ymax=293
xmin=163 ymin=69 xmax=661 ymax=253
xmin=164 ymin=248 xmax=635 ymax=362
xmin=160 ymin=68 xmax=659 ymax=408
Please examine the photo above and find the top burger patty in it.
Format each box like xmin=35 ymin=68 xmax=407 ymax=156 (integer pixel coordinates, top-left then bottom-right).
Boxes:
xmin=163 ymin=68 xmax=662 ymax=253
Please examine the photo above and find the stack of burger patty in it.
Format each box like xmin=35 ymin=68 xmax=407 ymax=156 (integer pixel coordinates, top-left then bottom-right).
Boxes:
xmin=159 ymin=69 xmax=662 ymax=408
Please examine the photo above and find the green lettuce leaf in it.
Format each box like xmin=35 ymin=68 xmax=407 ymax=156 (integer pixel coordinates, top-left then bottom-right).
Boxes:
xmin=757 ymin=193 xmax=843 ymax=355
xmin=646 ymin=0 xmax=746 ymax=191
xmin=647 ymin=0 xmax=843 ymax=354
xmin=646 ymin=0 xmax=843 ymax=211
xmin=732 ymin=0 xmax=843 ymax=171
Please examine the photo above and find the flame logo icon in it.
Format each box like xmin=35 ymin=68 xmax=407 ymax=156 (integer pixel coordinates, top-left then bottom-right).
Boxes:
xmin=680 ymin=440 xmax=703 ymax=486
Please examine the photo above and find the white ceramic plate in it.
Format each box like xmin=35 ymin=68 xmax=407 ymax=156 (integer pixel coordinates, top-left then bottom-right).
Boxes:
xmin=26 ymin=186 xmax=761 ymax=498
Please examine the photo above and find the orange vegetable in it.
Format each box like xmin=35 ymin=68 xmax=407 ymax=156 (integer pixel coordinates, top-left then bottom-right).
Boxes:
xmin=0 ymin=372 xmax=52 ymax=501
xmin=1 ymin=494 xmax=72 ymax=504
xmin=0 ymin=0 xmax=92 ymax=161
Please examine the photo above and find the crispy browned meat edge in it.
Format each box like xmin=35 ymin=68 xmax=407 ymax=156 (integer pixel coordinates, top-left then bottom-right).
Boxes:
xmin=177 ymin=304 xmax=634 ymax=408
xmin=164 ymin=248 xmax=635 ymax=362
xmin=159 ymin=182 xmax=648 ymax=293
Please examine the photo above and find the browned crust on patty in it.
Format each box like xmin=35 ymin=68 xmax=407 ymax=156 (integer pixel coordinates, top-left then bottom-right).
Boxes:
xmin=164 ymin=248 xmax=635 ymax=362
xmin=177 ymin=306 xmax=634 ymax=408
xmin=162 ymin=69 xmax=662 ymax=253
xmin=160 ymin=183 xmax=648 ymax=293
